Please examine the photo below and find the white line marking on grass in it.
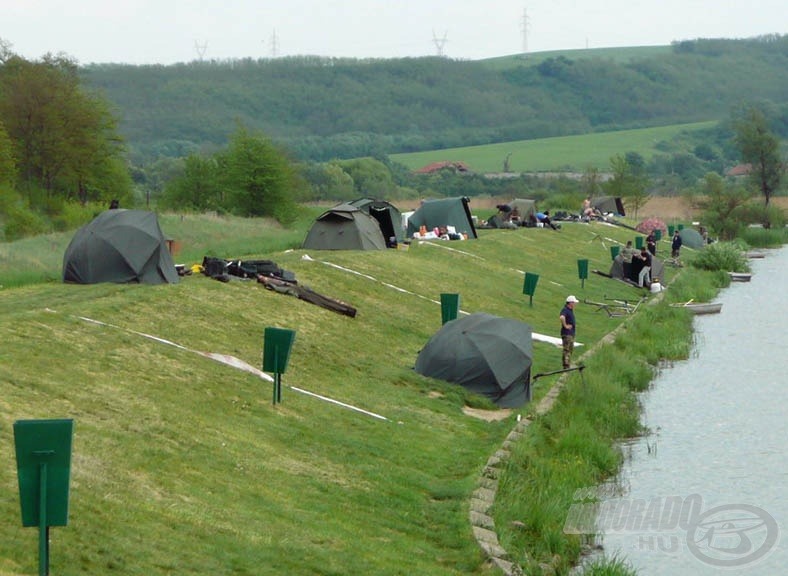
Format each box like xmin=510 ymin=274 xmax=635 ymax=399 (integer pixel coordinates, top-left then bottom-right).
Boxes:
xmin=289 ymin=386 xmax=388 ymax=421
xmin=419 ymin=241 xmax=485 ymax=259
xmin=73 ymin=314 xmax=389 ymax=421
xmin=302 ymin=256 xmax=576 ymax=348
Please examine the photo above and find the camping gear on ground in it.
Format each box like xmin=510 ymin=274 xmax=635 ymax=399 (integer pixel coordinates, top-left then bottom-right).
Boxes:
xmin=584 ymin=296 xmax=644 ymax=317
xmin=406 ymin=197 xmax=478 ymax=239
xmin=415 ymin=312 xmax=533 ymax=408
xmin=63 ymin=209 xmax=178 ymax=285
xmin=258 ymin=275 xmax=357 ymax=317
xmin=347 ymin=197 xmax=404 ymax=245
xmin=678 ymin=228 xmax=705 ymax=249
xmin=303 ymin=203 xmax=387 ymax=250
xmin=482 ymin=213 xmax=517 ymax=229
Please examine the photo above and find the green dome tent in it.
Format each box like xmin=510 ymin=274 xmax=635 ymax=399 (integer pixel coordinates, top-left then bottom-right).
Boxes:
xmin=348 ymin=197 xmax=403 ymax=244
xmin=415 ymin=313 xmax=533 ymax=408
xmin=63 ymin=210 xmax=178 ymax=285
xmin=303 ymin=204 xmax=387 ymax=250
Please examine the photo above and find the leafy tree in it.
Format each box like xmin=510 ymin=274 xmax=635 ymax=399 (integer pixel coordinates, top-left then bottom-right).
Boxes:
xmin=580 ymin=166 xmax=602 ymax=199
xmin=606 ymin=154 xmax=649 ymax=219
xmin=0 ymin=119 xmax=15 ymax=187
xmin=733 ymin=105 xmax=783 ymax=211
xmin=335 ymin=157 xmax=395 ymax=197
xmin=160 ymin=155 xmax=221 ymax=211
xmin=695 ymin=172 xmax=753 ymax=240
xmin=222 ymin=127 xmax=301 ymax=224
xmin=302 ymin=162 xmax=355 ymax=201
xmin=0 ymin=52 xmax=130 ymax=206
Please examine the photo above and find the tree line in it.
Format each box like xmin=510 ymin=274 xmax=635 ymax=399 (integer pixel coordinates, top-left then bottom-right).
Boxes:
xmin=0 ymin=37 xmax=785 ymax=242
xmin=79 ymin=35 xmax=788 ymax=165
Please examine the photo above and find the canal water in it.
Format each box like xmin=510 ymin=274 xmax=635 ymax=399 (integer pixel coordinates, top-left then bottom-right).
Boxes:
xmin=594 ymin=246 xmax=786 ymax=574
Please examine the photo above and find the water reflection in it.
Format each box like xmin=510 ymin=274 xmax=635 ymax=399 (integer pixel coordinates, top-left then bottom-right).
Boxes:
xmin=597 ymin=247 xmax=787 ymax=575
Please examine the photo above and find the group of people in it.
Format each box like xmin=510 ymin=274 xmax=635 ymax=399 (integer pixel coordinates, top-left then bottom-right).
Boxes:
xmin=619 ymin=239 xmax=654 ymax=288
xmin=559 ymin=228 xmax=684 ymax=371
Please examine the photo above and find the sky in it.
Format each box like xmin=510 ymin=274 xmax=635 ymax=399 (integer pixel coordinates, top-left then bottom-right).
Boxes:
xmin=1 ymin=0 xmax=786 ymax=65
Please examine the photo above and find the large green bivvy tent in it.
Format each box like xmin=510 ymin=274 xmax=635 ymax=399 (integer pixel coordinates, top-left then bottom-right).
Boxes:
xmin=590 ymin=196 xmax=626 ymax=216
xmin=406 ymin=197 xmax=478 ymax=239
xmin=678 ymin=227 xmax=705 ymax=249
xmin=415 ymin=313 xmax=533 ymax=408
xmin=63 ymin=209 xmax=179 ymax=284
xmin=303 ymin=203 xmax=387 ymax=250
xmin=348 ymin=197 xmax=403 ymax=244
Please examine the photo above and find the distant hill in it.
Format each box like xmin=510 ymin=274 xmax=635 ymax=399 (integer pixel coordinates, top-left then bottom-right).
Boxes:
xmin=79 ymin=36 xmax=788 ymax=164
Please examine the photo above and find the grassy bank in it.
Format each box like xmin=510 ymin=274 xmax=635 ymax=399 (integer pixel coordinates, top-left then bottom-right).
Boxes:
xmin=1 ymin=213 xmax=728 ymax=575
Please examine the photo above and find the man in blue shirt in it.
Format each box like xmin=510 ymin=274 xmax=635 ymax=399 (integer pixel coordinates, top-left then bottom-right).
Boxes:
xmin=536 ymin=210 xmax=559 ymax=230
xmin=560 ymin=295 xmax=579 ymax=369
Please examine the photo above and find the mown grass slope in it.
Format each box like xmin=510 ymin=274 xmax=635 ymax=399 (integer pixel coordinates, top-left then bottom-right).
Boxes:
xmin=0 ymin=214 xmax=680 ymax=575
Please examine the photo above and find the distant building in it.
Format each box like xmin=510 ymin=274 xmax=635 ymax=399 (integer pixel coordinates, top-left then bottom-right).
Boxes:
xmin=414 ymin=161 xmax=471 ymax=175
xmin=726 ymin=163 xmax=752 ymax=177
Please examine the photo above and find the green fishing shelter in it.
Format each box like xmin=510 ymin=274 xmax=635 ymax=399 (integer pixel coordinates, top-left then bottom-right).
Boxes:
xmin=303 ymin=203 xmax=387 ymax=250
xmin=415 ymin=313 xmax=533 ymax=408
xmin=348 ymin=197 xmax=403 ymax=244
xmin=63 ymin=210 xmax=178 ymax=284
xmin=406 ymin=197 xmax=478 ymax=239
xmin=590 ymin=196 xmax=626 ymax=216
xmin=678 ymin=227 xmax=705 ymax=249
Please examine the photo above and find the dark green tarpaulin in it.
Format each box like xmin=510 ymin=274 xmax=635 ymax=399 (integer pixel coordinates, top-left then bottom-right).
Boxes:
xmin=406 ymin=197 xmax=478 ymax=239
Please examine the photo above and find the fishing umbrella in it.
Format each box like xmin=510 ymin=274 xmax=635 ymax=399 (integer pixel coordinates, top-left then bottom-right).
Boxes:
xmin=63 ymin=209 xmax=179 ymax=284
xmin=678 ymin=227 xmax=705 ymax=249
xmin=415 ymin=313 xmax=533 ymax=408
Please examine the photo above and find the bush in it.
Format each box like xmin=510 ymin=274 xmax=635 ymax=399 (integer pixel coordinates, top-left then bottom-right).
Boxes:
xmin=740 ymin=225 xmax=788 ymax=248
xmin=2 ymin=205 xmax=50 ymax=241
xmin=737 ymin=202 xmax=787 ymax=229
xmin=51 ymin=202 xmax=105 ymax=232
xmin=690 ymin=241 xmax=749 ymax=272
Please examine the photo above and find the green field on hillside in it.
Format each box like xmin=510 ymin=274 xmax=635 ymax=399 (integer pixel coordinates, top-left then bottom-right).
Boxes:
xmin=1 ymin=212 xmax=694 ymax=575
xmin=390 ymin=121 xmax=716 ymax=173
xmin=480 ymin=45 xmax=673 ymax=70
